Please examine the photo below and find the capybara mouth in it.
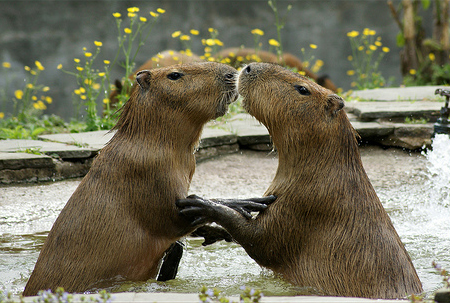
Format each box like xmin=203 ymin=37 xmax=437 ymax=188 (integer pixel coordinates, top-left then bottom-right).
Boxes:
xmin=215 ymin=72 xmax=239 ymax=117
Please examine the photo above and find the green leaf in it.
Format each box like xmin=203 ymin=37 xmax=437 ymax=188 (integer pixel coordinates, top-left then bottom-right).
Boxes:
xmin=396 ymin=32 xmax=405 ymax=47
xmin=421 ymin=0 xmax=431 ymax=10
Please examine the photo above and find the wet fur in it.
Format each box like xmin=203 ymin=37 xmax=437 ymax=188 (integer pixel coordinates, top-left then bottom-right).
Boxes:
xmin=180 ymin=63 xmax=423 ymax=299
xmin=23 ymin=62 xmax=238 ymax=295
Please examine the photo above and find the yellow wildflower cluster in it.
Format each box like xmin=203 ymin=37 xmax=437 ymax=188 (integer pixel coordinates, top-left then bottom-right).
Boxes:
xmin=2 ymin=62 xmax=11 ymax=69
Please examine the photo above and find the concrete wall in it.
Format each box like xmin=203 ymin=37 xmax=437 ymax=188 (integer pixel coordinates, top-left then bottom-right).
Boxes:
xmin=0 ymin=0 xmax=434 ymax=120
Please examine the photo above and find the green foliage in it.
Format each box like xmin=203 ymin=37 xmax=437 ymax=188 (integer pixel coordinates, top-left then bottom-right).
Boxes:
xmin=0 ymin=288 xmax=113 ymax=303
xmin=199 ymin=286 xmax=263 ymax=303
xmin=346 ymin=28 xmax=394 ymax=90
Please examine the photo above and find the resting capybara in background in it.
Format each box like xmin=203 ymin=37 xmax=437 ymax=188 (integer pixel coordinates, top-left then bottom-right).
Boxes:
xmin=216 ymin=47 xmax=338 ymax=92
xmin=177 ymin=63 xmax=423 ymax=299
xmin=108 ymin=50 xmax=202 ymax=108
xmin=23 ymin=62 xmax=273 ymax=296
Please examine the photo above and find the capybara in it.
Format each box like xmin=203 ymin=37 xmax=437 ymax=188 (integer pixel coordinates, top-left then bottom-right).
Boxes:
xmin=177 ymin=63 xmax=423 ymax=299
xmin=23 ymin=62 xmax=272 ymax=295
xmin=108 ymin=50 xmax=202 ymax=108
xmin=216 ymin=47 xmax=338 ymax=92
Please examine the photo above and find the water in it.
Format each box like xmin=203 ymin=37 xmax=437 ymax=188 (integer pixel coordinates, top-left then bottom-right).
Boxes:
xmin=0 ymin=141 xmax=449 ymax=297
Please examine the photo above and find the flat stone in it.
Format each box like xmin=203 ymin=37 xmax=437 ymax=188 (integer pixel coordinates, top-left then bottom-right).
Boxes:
xmin=196 ymin=143 xmax=240 ymax=162
xmin=350 ymin=121 xmax=394 ymax=139
xmin=374 ymin=123 xmax=434 ymax=150
xmin=19 ymin=292 xmax=407 ymax=303
xmin=199 ymin=127 xmax=237 ymax=148
xmin=350 ymin=85 xmax=447 ymax=101
xmin=346 ymin=101 xmax=442 ymax=121
xmin=39 ymin=130 xmax=113 ymax=150
xmin=0 ymin=139 xmax=95 ymax=159
xmin=0 ymin=152 xmax=53 ymax=170
xmin=224 ymin=113 xmax=271 ymax=147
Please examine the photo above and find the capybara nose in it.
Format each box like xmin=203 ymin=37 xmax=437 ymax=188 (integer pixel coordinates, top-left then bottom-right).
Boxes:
xmin=245 ymin=65 xmax=251 ymax=74
xmin=225 ymin=73 xmax=235 ymax=79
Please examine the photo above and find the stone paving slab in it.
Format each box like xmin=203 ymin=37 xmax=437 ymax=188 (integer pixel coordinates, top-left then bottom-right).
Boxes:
xmin=350 ymin=85 xmax=447 ymax=101
xmin=0 ymin=139 xmax=96 ymax=159
xmin=39 ymin=130 xmax=113 ymax=150
xmin=225 ymin=113 xmax=271 ymax=147
xmin=19 ymin=292 xmax=406 ymax=303
xmin=346 ymin=101 xmax=443 ymax=121
xmin=0 ymin=152 xmax=53 ymax=170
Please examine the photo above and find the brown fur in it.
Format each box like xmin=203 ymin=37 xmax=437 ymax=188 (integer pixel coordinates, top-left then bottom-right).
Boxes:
xmin=23 ymin=62 xmax=238 ymax=296
xmin=216 ymin=48 xmax=338 ymax=92
xmin=108 ymin=50 xmax=202 ymax=108
xmin=179 ymin=63 xmax=422 ymax=299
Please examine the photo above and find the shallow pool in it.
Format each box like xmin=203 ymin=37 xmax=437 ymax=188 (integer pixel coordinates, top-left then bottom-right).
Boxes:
xmin=1 ymin=138 xmax=449 ymax=297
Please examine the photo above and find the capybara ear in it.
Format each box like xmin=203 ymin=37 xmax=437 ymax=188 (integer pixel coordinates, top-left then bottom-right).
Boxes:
xmin=136 ymin=70 xmax=151 ymax=90
xmin=326 ymin=94 xmax=345 ymax=116
xmin=114 ymin=79 xmax=123 ymax=92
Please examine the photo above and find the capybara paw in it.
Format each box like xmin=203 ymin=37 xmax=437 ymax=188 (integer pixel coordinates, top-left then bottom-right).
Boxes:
xmin=191 ymin=225 xmax=233 ymax=246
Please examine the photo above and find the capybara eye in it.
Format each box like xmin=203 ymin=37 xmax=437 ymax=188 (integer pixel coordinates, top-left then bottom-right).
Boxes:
xmin=294 ymin=85 xmax=311 ymax=96
xmin=167 ymin=72 xmax=183 ymax=80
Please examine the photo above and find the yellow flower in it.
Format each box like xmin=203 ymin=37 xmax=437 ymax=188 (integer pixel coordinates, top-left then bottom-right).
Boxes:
xmin=269 ymin=39 xmax=280 ymax=47
xmin=429 ymin=53 xmax=436 ymax=61
xmin=382 ymin=47 xmax=390 ymax=53
xmin=358 ymin=46 xmax=364 ymax=51
xmin=347 ymin=55 xmax=353 ymax=61
xmin=84 ymin=52 xmax=93 ymax=57
xmin=157 ymin=53 xmax=165 ymax=59
xmin=172 ymin=31 xmax=181 ymax=38
xmin=45 ymin=96 xmax=52 ymax=104
xmin=369 ymin=30 xmax=376 ymax=36
xmin=26 ymin=83 xmax=34 ymax=89
xmin=2 ymin=62 xmax=11 ymax=68
xmin=409 ymin=69 xmax=417 ymax=75
xmin=113 ymin=12 xmax=121 ymax=18
xmin=315 ymin=59 xmax=324 ymax=67
xmin=0 ymin=112 xmax=4 ymax=119
xmin=57 ymin=64 xmax=63 ymax=69
xmin=310 ymin=44 xmax=317 ymax=49
xmin=128 ymin=12 xmax=136 ymax=18
xmin=103 ymin=98 xmax=110 ymax=104
xmin=76 ymin=66 xmax=84 ymax=71
xmin=84 ymin=79 xmax=92 ymax=85
xmin=124 ymin=28 xmax=132 ymax=34
xmin=74 ymin=58 xmax=80 ymax=63
xmin=251 ymin=29 xmax=264 ymax=36
xmin=33 ymin=101 xmax=46 ymax=110
xmin=42 ymin=86 xmax=50 ymax=92
xmin=80 ymin=95 xmax=87 ymax=100
xmin=375 ymin=41 xmax=382 ymax=47
xmin=32 ymin=96 xmax=37 ymax=101
xmin=168 ymin=50 xmax=175 ymax=56
xmin=74 ymin=89 xmax=81 ymax=95
xmin=347 ymin=31 xmax=359 ymax=38
xmin=204 ymin=47 xmax=213 ymax=53
xmin=185 ymin=49 xmax=193 ymax=57
xmin=79 ymin=87 xmax=86 ymax=93
xmin=98 ymin=72 xmax=105 ymax=77
xmin=205 ymin=39 xmax=215 ymax=46
xmin=180 ymin=35 xmax=191 ymax=41
xmin=190 ymin=29 xmax=199 ymax=35
xmin=30 ymin=70 xmax=37 ymax=75
xmin=140 ymin=17 xmax=147 ymax=22
xmin=298 ymin=71 xmax=306 ymax=76
xmin=92 ymin=83 xmax=100 ymax=90
xmin=24 ymin=66 xmax=31 ymax=71
xmin=208 ymin=28 xmax=215 ymax=33
xmin=369 ymin=45 xmax=377 ymax=51
xmin=150 ymin=11 xmax=159 ymax=17
xmin=104 ymin=60 xmax=110 ymax=65
xmin=347 ymin=70 xmax=355 ymax=76
xmin=214 ymin=39 xmax=223 ymax=46
xmin=157 ymin=8 xmax=165 ymax=14
xmin=127 ymin=7 xmax=139 ymax=13
xmin=15 ymin=90 xmax=23 ymax=99
xmin=173 ymin=56 xmax=179 ymax=61
xmin=94 ymin=41 xmax=102 ymax=47
xmin=236 ymin=56 xmax=244 ymax=62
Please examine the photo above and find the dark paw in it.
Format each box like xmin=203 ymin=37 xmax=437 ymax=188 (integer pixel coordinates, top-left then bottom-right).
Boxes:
xmin=191 ymin=225 xmax=233 ymax=246
xmin=220 ymin=195 xmax=277 ymax=219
